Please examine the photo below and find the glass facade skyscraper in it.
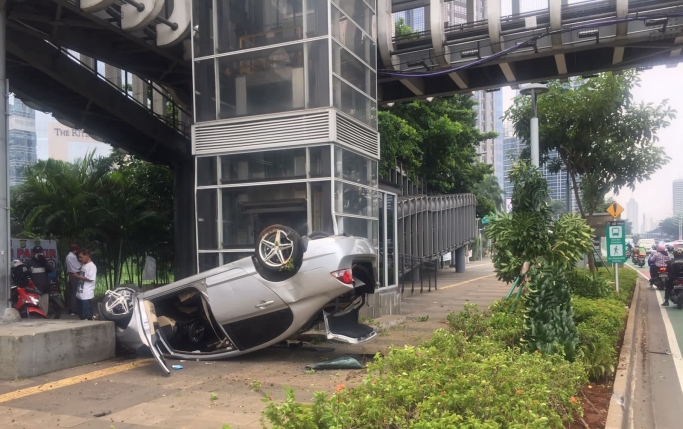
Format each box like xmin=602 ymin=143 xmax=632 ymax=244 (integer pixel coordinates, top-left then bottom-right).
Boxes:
xmin=8 ymin=97 xmax=38 ymax=186
xmin=502 ymin=126 xmax=578 ymax=213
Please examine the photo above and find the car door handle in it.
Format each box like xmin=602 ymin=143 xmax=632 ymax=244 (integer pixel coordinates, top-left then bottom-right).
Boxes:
xmin=255 ymin=300 xmax=275 ymax=309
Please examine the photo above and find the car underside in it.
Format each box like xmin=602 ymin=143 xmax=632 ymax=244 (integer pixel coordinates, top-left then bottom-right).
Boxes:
xmin=99 ymin=226 xmax=379 ymax=374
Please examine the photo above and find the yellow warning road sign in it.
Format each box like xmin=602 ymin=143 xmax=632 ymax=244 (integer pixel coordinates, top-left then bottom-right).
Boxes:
xmin=606 ymin=202 xmax=624 ymax=219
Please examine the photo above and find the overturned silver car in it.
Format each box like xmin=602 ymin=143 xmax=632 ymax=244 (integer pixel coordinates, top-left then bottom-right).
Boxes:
xmin=98 ymin=225 xmax=378 ymax=374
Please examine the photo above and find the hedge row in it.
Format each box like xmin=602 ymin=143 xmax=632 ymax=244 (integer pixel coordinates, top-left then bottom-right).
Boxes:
xmin=262 ymin=268 xmax=637 ymax=428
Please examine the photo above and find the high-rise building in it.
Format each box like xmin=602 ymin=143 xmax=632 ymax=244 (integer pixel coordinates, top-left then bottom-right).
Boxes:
xmin=673 ymin=179 xmax=683 ymax=216
xmin=626 ymin=198 xmax=639 ymax=234
xmin=502 ymin=123 xmax=578 ymax=212
xmin=8 ymin=96 xmax=38 ymax=186
xmin=473 ymin=90 xmax=504 ymax=187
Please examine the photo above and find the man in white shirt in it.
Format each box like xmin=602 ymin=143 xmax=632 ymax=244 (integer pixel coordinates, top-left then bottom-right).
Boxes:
xmin=65 ymin=244 xmax=81 ymax=315
xmin=73 ymin=249 xmax=97 ymax=320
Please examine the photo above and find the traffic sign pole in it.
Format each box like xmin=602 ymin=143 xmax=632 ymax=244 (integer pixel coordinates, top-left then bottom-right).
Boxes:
xmin=606 ymin=220 xmax=626 ymax=293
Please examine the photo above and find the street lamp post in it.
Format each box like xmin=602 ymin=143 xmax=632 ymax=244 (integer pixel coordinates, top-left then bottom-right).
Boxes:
xmin=520 ymin=83 xmax=549 ymax=168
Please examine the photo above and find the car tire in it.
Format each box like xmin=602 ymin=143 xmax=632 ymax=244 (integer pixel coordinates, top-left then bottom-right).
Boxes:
xmin=678 ymin=294 xmax=683 ymax=310
xmin=99 ymin=286 xmax=139 ymax=326
xmin=255 ymin=225 xmax=303 ymax=273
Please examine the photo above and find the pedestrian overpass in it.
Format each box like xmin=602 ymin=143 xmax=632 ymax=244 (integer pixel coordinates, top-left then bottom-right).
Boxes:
xmin=1 ymin=0 xmax=683 ymax=312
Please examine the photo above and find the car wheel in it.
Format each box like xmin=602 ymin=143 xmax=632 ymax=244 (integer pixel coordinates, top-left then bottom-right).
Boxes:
xmin=678 ymin=294 xmax=683 ymax=310
xmin=100 ymin=286 xmax=138 ymax=323
xmin=256 ymin=225 xmax=303 ymax=273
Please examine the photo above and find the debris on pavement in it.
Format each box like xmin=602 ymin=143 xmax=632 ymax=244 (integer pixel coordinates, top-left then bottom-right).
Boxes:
xmin=305 ymin=356 xmax=363 ymax=371
xmin=172 ymin=365 xmax=183 ymax=370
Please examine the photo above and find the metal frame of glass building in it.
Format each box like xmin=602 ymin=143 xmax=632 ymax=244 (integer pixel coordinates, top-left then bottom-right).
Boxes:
xmin=189 ymin=1 xmax=399 ymax=307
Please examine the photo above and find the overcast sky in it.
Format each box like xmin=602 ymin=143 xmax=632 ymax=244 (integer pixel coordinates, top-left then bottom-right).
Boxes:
xmin=502 ymin=66 xmax=683 ymax=229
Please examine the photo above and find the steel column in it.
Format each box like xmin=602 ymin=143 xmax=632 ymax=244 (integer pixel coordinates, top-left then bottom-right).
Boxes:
xmin=0 ymin=7 xmax=7 ymax=311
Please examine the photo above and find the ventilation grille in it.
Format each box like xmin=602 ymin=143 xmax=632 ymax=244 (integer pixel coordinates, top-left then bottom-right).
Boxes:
xmin=193 ymin=111 xmax=331 ymax=155
xmin=336 ymin=113 xmax=380 ymax=159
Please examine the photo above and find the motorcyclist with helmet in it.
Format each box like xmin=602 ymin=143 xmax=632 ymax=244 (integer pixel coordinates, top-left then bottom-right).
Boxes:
xmin=648 ymin=244 xmax=670 ymax=286
xmin=664 ymin=248 xmax=683 ymax=306
xmin=23 ymin=246 xmax=55 ymax=312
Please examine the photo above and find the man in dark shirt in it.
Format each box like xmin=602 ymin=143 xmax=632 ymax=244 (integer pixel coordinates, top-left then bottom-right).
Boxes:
xmin=664 ymin=248 xmax=683 ymax=306
xmin=24 ymin=246 xmax=55 ymax=312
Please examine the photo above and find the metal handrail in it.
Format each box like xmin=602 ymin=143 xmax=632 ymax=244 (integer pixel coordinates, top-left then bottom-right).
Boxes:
xmin=60 ymin=48 xmax=192 ymax=138
xmin=398 ymin=253 xmax=439 ymax=294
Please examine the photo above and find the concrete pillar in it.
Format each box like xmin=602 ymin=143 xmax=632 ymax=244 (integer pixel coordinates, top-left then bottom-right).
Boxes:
xmin=455 ymin=246 xmax=467 ymax=273
xmin=173 ymin=158 xmax=196 ymax=279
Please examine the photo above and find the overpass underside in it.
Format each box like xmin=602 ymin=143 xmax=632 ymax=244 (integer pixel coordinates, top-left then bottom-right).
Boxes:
xmin=379 ymin=0 xmax=683 ymax=103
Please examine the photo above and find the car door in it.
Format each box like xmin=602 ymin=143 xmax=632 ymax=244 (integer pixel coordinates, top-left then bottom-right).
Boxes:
xmin=205 ymin=267 xmax=293 ymax=350
xmin=135 ymin=296 xmax=171 ymax=375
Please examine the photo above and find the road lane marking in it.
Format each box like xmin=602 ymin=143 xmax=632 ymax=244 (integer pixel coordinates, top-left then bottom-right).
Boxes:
xmin=626 ymin=265 xmax=683 ymax=394
xmin=0 ymin=360 xmax=151 ymax=404
xmin=440 ymin=273 xmax=497 ymax=290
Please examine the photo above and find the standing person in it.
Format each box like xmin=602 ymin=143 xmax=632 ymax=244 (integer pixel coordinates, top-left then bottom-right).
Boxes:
xmin=24 ymin=246 xmax=55 ymax=313
xmin=73 ymin=249 xmax=97 ymax=320
xmin=65 ymin=244 xmax=81 ymax=315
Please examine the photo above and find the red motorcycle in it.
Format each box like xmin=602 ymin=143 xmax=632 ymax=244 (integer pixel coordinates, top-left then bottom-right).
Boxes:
xmin=10 ymin=281 xmax=47 ymax=318
xmin=10 ymin=261 xmax=64 ymax=319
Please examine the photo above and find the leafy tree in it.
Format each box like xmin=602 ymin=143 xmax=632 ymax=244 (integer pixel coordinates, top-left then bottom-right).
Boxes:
xmin=474 ymin=175 xmax=504 ymax=212
xmin=594 ymin=197 xmax=616 ymax=214
xmin=12 ymin=153 xmax=110 ymax=273
xmin=12 ymin=151 xmax=174 ymax=290
xmin=394 ymin=17 xmax=414 ymax=37
xmin=382 ymin=96 xmax=497 ymax=214
xmin=504 ymin=72 xmax=674 ymax=230
xmin=378 ymin=111 xmax=422 ymax=179
xmin=656 ymin=216 xmax=683 ymax=239
xmin=549 ymin=199 xmax=567 ymax=219
xmin=486 ymin=162 xmax=593 ymax=360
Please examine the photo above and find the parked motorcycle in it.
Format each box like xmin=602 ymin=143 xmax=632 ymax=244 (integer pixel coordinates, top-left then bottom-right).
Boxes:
xmin=670 ymin=277 xmax=683 ymax=309
xmin=10 ymin=261 xmax=64 ymax=319
xmin=652 ymin=266 xmax=668 ymax=290
xmin=10 ymin=281 xmax=47 ymax=318
xmin=46 ymin=280 xmax=65 ymax=319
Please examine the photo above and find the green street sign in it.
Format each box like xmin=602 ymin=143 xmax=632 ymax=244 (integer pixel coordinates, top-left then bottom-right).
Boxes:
xmin=482 ymin=215 xmax=496 ymax=224
xmin=606 ymin=221 xmax=627 ymax=264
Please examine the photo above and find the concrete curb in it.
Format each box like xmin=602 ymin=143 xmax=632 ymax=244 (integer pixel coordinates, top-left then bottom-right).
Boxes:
xmin=605 ymin=277 xmax=644 ymax=429
xmin=373 ymin=315 xmax=407 ymax=332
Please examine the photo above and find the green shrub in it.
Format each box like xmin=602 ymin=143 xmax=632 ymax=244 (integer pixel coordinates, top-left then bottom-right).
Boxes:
xmin=264 ymin=330 xmax=586 ymax=428
xmin=524 ymin=262 xmax=579 ymax=361
xmin=568 ymin=270 xmax=612 ymax=298
xmin=447 ymin=302 xmax=524 ymax=348
xmin=573 ymin=297 xmax=627 ymax=380
xmin=595 ymin=268 xmax=638 ymax=305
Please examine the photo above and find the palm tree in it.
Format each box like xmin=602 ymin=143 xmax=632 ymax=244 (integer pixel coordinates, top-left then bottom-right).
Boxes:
xmin=12 ymin=153 xmax=110 ymax=286
xmin=474 ymin=175 xmax=505 ymax=212
xmin=92 ymin=169 xmax=167 ymax=288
